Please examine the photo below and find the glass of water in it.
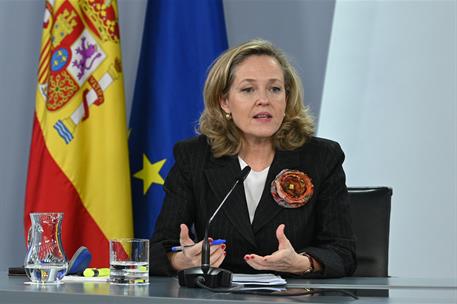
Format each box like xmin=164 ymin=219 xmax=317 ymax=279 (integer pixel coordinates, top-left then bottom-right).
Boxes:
xmin=109 ymin=238 xmax=149 ymax=285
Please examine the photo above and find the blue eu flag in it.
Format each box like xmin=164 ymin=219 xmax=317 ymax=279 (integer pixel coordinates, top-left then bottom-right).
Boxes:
xmin=128 ymin=0 xmax=228 ymax=239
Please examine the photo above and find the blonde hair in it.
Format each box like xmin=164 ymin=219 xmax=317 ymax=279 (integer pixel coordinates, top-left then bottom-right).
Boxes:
xmin=198 ymin=39 xmax=314 ymax=158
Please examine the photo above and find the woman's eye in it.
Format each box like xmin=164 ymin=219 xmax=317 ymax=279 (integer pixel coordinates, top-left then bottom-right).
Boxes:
xmin=241 ymin=87 xmax=254 ymax=93
xmin=271 ymin=86 xmax=283 ymax=93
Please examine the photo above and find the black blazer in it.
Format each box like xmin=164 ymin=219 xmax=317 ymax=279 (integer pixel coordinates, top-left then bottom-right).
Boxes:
xmin=150 ymin=135 xmax=356 ymax=278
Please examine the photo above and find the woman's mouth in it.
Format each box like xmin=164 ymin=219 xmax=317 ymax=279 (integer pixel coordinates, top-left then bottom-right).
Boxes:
xmin=253 ymin=112 xmax=272 ymax=119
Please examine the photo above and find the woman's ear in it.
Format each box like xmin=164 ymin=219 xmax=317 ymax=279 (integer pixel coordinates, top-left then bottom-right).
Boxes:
xmin=219 ymin=97 xmax=230 ymax=113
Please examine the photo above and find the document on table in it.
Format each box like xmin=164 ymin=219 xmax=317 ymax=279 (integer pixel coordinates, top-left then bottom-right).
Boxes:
xmin=232 ymin=273 xmax=287 ymax=291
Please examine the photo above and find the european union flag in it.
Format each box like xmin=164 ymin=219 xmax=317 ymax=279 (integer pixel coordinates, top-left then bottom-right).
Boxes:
xmin=128 ymin=0 xmax=228 ymax=239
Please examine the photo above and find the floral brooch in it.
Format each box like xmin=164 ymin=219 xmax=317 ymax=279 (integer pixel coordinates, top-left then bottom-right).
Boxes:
xmin=271 ymin=169 xmax=314 ymax=208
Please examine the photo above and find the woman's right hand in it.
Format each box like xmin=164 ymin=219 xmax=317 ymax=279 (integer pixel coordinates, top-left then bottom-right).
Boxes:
xmin=168 ymin=224 xmax=226 ymax=271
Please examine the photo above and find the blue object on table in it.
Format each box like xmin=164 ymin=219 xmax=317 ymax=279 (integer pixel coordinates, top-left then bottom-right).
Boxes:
xmin=171 ymin=239 xmax=226 ymax=252
xmin=67 ymin=246 xmax=92 ymax=275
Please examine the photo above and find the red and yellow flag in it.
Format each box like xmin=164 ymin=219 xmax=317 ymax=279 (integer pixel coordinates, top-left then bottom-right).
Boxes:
xmin=24 ymin=0 xmax=133 ymax=267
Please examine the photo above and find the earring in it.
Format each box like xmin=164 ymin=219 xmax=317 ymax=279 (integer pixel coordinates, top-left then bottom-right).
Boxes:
xmin=225 ymin=112 xmax=232 ymax=120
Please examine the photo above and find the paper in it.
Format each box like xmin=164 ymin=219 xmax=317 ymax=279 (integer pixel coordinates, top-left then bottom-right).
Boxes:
xmin=232 ymin=273 xmax=286 ymax=286
xmin=232 ymin=284 xmax=286 ymax=291
xmin=231 ymin=273 xmax=287 ymax=292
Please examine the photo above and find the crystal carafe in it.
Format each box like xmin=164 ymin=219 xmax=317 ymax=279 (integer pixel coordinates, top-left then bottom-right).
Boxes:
xmin=24 ymin=212 xmax=68 ymax=283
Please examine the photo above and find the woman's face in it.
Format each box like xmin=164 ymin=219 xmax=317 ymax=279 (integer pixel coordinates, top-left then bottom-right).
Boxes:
xmin=220 ymin=55 xmax=286 ymax=143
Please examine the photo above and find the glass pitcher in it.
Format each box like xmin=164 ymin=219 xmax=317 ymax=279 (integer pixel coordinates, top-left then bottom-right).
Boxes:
xmin=24 ymin=212 xmax=68 ymax=283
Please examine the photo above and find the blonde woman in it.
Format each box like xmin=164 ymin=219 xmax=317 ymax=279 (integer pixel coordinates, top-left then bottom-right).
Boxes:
xmin=149 ymin=39 xmax=356 ymax=277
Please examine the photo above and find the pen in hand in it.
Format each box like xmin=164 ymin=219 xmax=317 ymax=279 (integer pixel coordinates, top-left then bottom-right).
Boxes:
xmin=170 ymin=239 xmax=226 ymax=253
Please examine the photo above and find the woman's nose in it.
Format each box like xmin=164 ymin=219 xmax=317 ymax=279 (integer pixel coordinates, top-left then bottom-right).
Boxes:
xmin=255 ymin=90 xmax=270 ymax=105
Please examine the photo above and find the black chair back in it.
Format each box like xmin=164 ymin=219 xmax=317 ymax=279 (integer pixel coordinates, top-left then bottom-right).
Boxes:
xmin=348 ymin=187 xmax=392 ymax=277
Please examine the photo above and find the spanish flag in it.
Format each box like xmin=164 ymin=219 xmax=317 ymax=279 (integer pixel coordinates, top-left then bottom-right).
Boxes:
xmin=24 ymin=0 xmax=133 ymax=267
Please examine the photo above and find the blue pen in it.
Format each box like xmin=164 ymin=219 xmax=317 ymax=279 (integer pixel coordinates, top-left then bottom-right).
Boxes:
xmin=171 ymin=239 xmax=226 ymax=252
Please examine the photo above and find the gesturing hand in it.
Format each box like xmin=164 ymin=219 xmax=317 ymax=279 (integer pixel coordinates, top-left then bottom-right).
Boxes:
xmin=168 ymin=224 xmax=226 ymax=271
xmin=243 ymin=224 xmax=310 ymax=274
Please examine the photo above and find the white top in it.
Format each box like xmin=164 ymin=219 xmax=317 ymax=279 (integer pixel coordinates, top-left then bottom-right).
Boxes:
xmin=238 ymin=157 xmax=269 ymax=223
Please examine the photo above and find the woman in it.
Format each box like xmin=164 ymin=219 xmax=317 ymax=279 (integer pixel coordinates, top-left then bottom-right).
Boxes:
xmin=149 ymin=39 xmax=356 ymax=278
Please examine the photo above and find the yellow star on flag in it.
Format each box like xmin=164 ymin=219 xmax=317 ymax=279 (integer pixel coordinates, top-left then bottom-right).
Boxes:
xmin=133 ymin=155 xmax=166 ymax=194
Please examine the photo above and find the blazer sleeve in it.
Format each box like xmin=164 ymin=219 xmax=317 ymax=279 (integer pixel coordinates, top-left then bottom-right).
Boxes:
xmin=149 ymin=142 xmax=196 ymax=276
xmin=302 ymin=142 xmax=357 ymax=278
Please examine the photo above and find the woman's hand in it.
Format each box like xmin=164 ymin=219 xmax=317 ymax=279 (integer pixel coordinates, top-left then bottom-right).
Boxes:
xmin=168 ymin=224 xmax=226 ymax=271
xmin=243 ymin=224 xmax=312 ymax=274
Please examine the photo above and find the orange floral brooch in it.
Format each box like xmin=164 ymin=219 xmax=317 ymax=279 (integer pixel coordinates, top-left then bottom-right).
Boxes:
xmin=271 ymin=169 xmax=314 ymax=208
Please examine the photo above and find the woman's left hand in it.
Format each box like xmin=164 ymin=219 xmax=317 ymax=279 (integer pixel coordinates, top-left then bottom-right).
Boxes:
xmin=243 ymin=224 xmax=310 ymax=274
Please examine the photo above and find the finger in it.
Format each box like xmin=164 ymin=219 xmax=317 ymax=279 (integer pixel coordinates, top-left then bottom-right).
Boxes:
xmin=209 ymin=245 xmax=225 ymax=259
xmin=185 ymin=240 xmax=203 ymax=257
xmin=246 ymin=253 xmax=288 ymax=268
xmin=179 ymin=224 xmax=194 ymax=246
xmin=211 ymin=252 xmax=226 ymax=268
xmin=213 ymin=249 xmax=227 ymax=268
xmin=213 ymin=255 xmax=225 ymax=268
xmin=249 ymin=260 xmax=290 ymax=272
xmin=245 ymin=254 xmax=292 ymax=272
xmin=244 ymin=258 xmax=261 ymax=270
xmin=245 ymin=253 xmax=264 ymax=260
xmin=244 ymin=254 xmax=269 ymax=267
xmin=209 ymin=248 xmax=226 ymax=267
xmin=262 ymin=250 xmax=287 ymax=263
xmin=186 ymin=237 xmax=218 ymax=258
xmin=244 ymin=256 xmax=269 ymax=270
xmin=209 ymin=243 xmax=226 ymax=255
xmin=276 ymin=224 xmax=292 ymax=250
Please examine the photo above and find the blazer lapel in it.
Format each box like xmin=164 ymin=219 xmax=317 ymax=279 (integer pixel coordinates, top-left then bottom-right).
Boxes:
xmin=252 ymin=149 xmax=301 ymax=233
xmin=204 ymin=156 xmax=256 ymax=247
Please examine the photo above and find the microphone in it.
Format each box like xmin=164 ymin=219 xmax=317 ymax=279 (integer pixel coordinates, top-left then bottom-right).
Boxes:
xmin=178 ymin=166 xmax=251 ymax=288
